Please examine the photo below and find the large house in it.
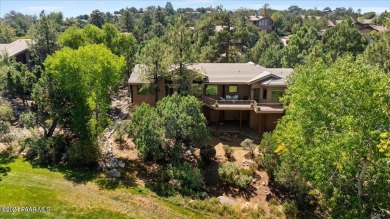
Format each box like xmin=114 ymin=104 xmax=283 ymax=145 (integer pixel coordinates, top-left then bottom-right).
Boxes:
xmin=249 ymin=15 xmax=274 ymax=32
xmin=0 ymin=39 xmax=32 ymax=70
xmin=128 ymin=63 xmax=293 ymax=137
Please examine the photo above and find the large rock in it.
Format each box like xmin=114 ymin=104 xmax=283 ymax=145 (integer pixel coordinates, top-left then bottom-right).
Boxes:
xmin=218 ymin=196 xmax=236 ymax=205
xmin=108 ymin=168 xmax=121 ymax=178
xmin=118 ymin=160 xmax=125 ymax=168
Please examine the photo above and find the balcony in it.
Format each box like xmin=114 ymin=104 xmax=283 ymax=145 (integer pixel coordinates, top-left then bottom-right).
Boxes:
xmin=202 ymin=97 xmax=284 ymax=113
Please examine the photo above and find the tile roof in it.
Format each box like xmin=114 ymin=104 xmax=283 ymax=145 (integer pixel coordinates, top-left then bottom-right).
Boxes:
xmin=129 ymin=63 xmax=293 ymax=85
xmin=0 ymin=39 xmax=31 ymax=57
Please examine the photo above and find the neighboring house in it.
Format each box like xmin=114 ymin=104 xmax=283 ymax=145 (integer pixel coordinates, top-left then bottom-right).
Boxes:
xmin=0 ymin=39 xmax=32 ymax=70
xmin=353 ymin=21 xmax=386 ymax=33
xmin=128 ymin=62 xmax=293 ymax=137
xmin=249 ymin=14 xmax=274 ymax=32
xmin=352 ymin=21 xmax=386 ymax=40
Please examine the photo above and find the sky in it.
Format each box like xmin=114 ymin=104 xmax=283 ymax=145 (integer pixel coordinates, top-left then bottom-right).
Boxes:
xmin=0 ymin=0 xmax=389 ymax=18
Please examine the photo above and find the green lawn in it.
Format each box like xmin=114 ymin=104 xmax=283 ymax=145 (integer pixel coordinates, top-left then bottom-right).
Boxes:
xmin=0 ymin=157 xmax=206 ymax=219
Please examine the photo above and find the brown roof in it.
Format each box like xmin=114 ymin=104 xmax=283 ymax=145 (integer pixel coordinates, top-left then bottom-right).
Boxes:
xmin=129 ymin=63 xmax=293 ymax=85
xmin=0 ymin=39 xmax=31 ymax=57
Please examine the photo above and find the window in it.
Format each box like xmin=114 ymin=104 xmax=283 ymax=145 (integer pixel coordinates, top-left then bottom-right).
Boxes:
xmin=262 ymin=89 xmax=267 ymax=99
xmin=205 ymin=84 xmax=218 ymax=96
xmin=137 ymin=85 xmax=149 ymax=95
xmin=272 ymin=90 xmax=284 ymax=101
xmin=228 ymin=85 xmax=237 ymax=93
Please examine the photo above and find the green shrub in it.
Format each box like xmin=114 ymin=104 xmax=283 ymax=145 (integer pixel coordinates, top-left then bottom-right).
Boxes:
xmin=21 ymin=135 xmax=66 ymax=164
xmin=68 ymin=139 xmax=99 ymax=167
xmin=218 ymin=162 xmax=253 ymax=189
xmin=200 ymin=144 xmax=216 ymax=162
xmin=222 ymin=144 xmax=234 ymax=160
xmin=283 ymin=199 xmax=299 ymax=219
xmin=256 ymin=132 xmax=279 ymax=178
xmin=162 ymin=162 xmax=204 ymax=196
xmin=241 ymin=138 xmax=256 ymax=157
xmin=19 ymin=111 xmax=36 ymax=128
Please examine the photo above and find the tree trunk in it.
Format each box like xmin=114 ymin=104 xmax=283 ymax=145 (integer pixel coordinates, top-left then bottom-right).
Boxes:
xmin=357 ymin=158 xmax=367 ymax=198
xmin=46 ymin=118 xmax=58 ymax=138
xmin=155 ymin=61 xmax=159 ymax=103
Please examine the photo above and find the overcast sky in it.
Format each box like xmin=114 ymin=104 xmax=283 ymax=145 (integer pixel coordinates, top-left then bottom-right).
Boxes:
xmin=1 ymin=0 xmax=389 ymax=18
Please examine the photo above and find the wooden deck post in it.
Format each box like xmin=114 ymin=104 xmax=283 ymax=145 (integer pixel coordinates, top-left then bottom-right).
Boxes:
xmin=215 ymin=110 xmax=219 ymax=130
xmin=239 ymin=111 xmax=243 ymax=131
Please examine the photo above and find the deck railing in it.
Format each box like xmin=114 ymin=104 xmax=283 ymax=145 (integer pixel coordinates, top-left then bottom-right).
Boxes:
xmin=202 ymin=97 xmax=284 ymax=112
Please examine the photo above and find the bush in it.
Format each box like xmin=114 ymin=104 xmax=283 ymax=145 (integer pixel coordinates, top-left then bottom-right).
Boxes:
xmin=222 ymin=144 xmax=234 ymax=160
xmin=21 ymin=135 xmax=66 ymax=164
xmin=68 ymin=139 xmax=99 ymax=167
xmin=241 ymin=138 xmax=256 ymax=157
xmin=19 ymin=111 xmax=36 ymax=128
xmin=218 ymin=162 xmax=253 ymax=189
xmin=283 ymin=199 xmax=299 ymax=219
xmin=256 ymin=132 xmax=279 ymax=178
xmin=200 ymin=144 xmax=216 ymax=162
xmin=161 ymin=162 xmax=204 ymax=196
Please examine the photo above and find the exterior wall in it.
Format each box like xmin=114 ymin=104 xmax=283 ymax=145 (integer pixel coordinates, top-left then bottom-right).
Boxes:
xmin=202 ymin=84 xmax=223 ymax=100
xmin=258 ymin=18 xmax=273 ymax=32
xmin=131 ymin=78 xmax=166 ymax=106
xmin=224 ymin=110 xmax=249 ymax=121
xmin=223 ymin=84 xmax=250 ymax=99
xmin=15 ymin=51 xmax=32 ymax=70
xmin=249 ymin=112 xmax=283 ymax=134
xmin=250 ymin=84 xmax=286 ymax=103
xmin=131 ymin=84 xmax=156 ymax=106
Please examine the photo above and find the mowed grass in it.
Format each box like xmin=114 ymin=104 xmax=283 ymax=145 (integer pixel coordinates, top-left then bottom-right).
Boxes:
xmin=0 ymin=158 xmax=206 ymax=219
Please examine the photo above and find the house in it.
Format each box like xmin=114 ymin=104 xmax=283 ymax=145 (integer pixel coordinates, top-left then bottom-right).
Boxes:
xmin=128 ymin=63 xmax=293 ymax=137
xmin=0 ymin=39 xmax=32 ymax=70
xmin=249 ymin=14 xmax=274 ymax=32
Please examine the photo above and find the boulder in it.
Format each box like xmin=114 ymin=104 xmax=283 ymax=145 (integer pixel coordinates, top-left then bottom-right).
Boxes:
xmin=218 ymin=196 xmax=236 ymax=205
xmin=108 ymin=168 xmax=121 ymax=178
xmin=118 ymin=160 xmax=125 ymax=168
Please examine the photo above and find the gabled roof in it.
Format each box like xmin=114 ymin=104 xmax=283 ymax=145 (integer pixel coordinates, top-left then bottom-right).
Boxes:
xmin=0 ymin=39 xmax=31 ymax=57
xmin=129 ymin=63 xmax=293 ymax=86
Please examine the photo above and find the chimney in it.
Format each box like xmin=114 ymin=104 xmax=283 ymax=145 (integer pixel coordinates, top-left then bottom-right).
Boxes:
xmin=255 ymin=12 xmax=259 ymax=18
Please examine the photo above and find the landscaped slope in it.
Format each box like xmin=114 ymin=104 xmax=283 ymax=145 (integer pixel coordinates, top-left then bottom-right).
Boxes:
xmin=0 ymin=158 xmax=204 ymax=219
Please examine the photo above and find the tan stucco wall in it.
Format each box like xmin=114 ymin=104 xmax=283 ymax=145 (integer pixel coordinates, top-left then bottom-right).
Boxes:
xmin=249 ymin=112 xmax=282 ymax=132
xmin=224 ymin=84 xmax=250 ymax=99
xmin=131 ymin=85 xmax=156 ymax=106
xmin=250 ymin=85 xmax=286 ymax=103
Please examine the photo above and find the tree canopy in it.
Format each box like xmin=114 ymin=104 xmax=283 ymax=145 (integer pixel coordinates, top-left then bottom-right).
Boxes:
xmin=40 ymin=44 xmax=125 ymax=165
xmin=272 ymin=55 xmax=390 ymax=217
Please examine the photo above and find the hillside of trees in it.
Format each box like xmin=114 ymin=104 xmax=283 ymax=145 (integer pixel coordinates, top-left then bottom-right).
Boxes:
xmin=0 ymin=2 xmax=389 ymax=218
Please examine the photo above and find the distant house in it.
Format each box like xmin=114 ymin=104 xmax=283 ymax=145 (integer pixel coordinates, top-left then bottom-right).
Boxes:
xmin=128 ymin=63 xmax=293 ymax=137
xmin=0 ymin=39 xmax=32 ymax=70
xmin=249 ymin=14 xmax=273 ymax=32
xmin=352 ymin=21 xmax=386 ymax=40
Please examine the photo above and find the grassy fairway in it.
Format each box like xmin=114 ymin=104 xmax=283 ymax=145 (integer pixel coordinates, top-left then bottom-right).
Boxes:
xmin=0 ymin=157 xmax=205 ymax=219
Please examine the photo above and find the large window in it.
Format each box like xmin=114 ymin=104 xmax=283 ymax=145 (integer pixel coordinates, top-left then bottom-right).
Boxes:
xmin=228 ymin=85 xmax=237 ymax=93
xmin=272 ymin=90 xmax=284 ymax=101
xmin=205 ymin=84 xmax=218 ymax=96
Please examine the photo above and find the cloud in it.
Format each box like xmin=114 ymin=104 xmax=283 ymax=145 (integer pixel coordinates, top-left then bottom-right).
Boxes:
xmin=18 ymin=6 xmax=65 ymax=13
